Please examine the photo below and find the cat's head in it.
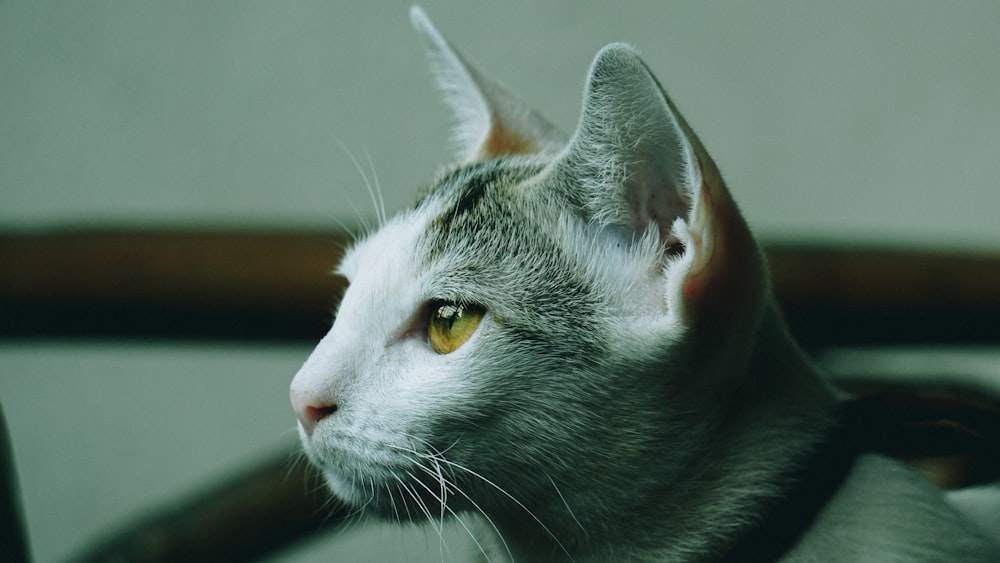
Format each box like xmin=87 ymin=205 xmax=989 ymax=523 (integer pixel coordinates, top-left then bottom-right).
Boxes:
xmin=291 ymin=6 xmax=768 ymax=535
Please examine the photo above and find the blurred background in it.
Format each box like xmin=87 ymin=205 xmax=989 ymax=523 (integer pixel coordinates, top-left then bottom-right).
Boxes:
xmin=2 ymin=1 xmax=999 ymax=562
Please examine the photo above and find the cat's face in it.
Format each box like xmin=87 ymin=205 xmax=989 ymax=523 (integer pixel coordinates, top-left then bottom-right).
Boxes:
xmin=290 ymin=7 xmax=768 ymax=532
xmin=292 ymin=154 xmax=678 ymax=516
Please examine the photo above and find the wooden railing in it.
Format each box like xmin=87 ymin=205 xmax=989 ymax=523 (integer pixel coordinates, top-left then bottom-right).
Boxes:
xmin=4 ymin=228 xmax=999 ymax=346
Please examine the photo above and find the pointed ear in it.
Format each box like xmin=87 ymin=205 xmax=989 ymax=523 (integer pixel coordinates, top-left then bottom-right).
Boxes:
xmin=556 ymin=44 xmax=768 ymax=334
xmin=409 ymin=6 xmax=566 ymax=162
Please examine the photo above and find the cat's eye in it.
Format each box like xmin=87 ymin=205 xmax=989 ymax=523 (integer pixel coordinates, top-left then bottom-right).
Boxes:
xmin=427 ymin=301 xmax=485 ymax=354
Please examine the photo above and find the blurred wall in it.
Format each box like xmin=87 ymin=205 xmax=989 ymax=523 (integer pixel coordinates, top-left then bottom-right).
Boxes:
xmin=2 ymin=1 xmax=999 ymax=248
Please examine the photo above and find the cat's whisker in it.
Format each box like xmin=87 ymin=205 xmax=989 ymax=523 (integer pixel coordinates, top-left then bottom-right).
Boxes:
xmin=397 ymin=444 xmax=519 ymax=563
xmin=411 ymin=455 xmax=509 ymax=563
xmin=394 ymin=473 xmax=439 ymax=531
xmin=387 ymin=481 xmax=404 ymax=526
xmin=334 ymin=475 xmax=371 ymax=524
xmin=396 ymin=474 xmax=454 ymax=561
xmin=430 ymin=457 xmax=449 ymax=528
xmin=282 ymin=447 xmax=311 ymax=483
xmin=404 ymin=468 xmax=495 ymax=563
xmin=394 ymin=482 xmax=414 ymax=524
xmin=320 ymin=179 xmax=370 ymax=241
xmin=346 ymin=475 xmax=371 ymax=519
xmin=434 ymin=457 xmax=576 ymax=562
xmin=406 ymin=472 xmax=445 ymax=541
xmin=417 ymin=433 xmax=464 ymax=458
xmin=357 ymin=475 xmax=377 ymax=513
xmin=349 ymin=201 xmax=374 ymax=240
xmin=298 ymin=465 xmax=347 ymax=521
xmin=336 ymin=139 xmax=385 ymax=233
xmin=547 ymin=473 xmax=588 ymax=538
xmin=361 ymin=144 xmax=388 ymax=228
xmin=444 ymin=503 xmax=495 ymax=563
xmin=391 ymin=457 xmax=442 ymax=561
xmin=400 ymin=432 xmax=439 ymax=452
xmin=316 ymin=198 xmax=363 ymax=242
xmin=334 ymin=497 xmax=361 ymax=538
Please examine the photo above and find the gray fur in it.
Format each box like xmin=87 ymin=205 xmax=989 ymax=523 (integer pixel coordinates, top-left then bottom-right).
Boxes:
xmin=289 ymin=7 xmax=1000 ymax=562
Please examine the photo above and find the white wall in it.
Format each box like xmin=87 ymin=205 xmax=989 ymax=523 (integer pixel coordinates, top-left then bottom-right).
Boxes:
xmin=2 ymin=1 xmax=999 ymax=249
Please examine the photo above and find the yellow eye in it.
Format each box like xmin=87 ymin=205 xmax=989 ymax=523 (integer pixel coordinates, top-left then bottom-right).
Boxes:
xmin=428 ymin=301 xmax=485 ymax=354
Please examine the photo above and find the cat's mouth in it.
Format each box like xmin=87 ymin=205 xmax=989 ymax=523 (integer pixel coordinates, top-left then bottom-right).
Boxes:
xmin=305 ymin=427 xmax=505 ymax=523
xmin=303 ymin=434 xmax=441 ymax=511
xmin=314 ymin=449 xmax=466 ymax=520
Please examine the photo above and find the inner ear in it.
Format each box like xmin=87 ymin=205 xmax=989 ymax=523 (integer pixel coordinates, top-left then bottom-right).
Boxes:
xmin=622 ymin=133 xmax=698 ymax=249
xmin=481 ymin=120 xmax=541 ymax=159
xmin=410 ymin=6 xmax=566 ymax=162
xmin=556 ymin=44 xmax=702 ymax=250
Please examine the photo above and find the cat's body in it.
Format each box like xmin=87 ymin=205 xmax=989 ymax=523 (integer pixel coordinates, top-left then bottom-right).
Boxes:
xmin=290 ymin=8 xmax=1000 ymax=562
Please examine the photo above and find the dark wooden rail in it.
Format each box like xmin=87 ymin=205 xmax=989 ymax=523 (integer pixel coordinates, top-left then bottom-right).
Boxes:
xmin=0 ymin=229 xmax=347 ymax=341
xmin=2 ymin=228 xmax=999 ymax=346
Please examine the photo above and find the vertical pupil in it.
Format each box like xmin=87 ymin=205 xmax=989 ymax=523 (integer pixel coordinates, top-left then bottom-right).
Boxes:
xmin=427 ymin=301 xmax=483 ymax=354
xmin=439 ymin=304 xmax=461 ymax=330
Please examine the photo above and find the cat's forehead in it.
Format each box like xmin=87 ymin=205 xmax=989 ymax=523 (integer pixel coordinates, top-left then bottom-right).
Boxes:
xmin=342 ymin=155 xmax=583 ymax=313
xmin=337 ymin=213 xmax=419 ymax=280
xmin=338 ymin=159 xmax=539 ymax=281
xmin=417 ymin=157 xmax=552 ymax=249
xmin=421 ymin=157 xmax=547 ymax=214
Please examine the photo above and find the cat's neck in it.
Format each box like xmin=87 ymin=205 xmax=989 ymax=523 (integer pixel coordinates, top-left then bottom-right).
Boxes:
xmin=652 ymin=303 xmax=838 ymax=562
xmin=482 ymin=302 xmax=838 ymax=563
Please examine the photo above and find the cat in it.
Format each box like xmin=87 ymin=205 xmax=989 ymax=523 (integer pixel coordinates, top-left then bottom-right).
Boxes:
xmin=290 ymin=7 xmax=1000 ymax=562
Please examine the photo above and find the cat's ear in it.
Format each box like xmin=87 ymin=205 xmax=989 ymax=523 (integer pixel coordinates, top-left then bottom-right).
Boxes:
xmin=410 ymin=6 xmax=566 ymax=162
xmin=556 ymin=44 xmax=767 ymax=332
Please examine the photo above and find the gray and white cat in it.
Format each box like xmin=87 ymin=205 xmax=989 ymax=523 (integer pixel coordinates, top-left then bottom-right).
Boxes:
xmin=290 ymin=7 xmax=1000 ymax=562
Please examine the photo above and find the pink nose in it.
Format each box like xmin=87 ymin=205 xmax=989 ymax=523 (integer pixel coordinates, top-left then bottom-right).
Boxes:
xmin=290 ymin=386 xmax=339 ymax=436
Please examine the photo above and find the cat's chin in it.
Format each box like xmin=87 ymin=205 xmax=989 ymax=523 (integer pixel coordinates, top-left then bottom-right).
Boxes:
xmin=320 ymin=465 xmax=456 ymax=522
xmin=320 ymin=470 xmax=368 ymax=506
xmin=316 ymin=461 xmax=401 ymax=512
xmin=303 ymin=437 xmax=448 ymax=518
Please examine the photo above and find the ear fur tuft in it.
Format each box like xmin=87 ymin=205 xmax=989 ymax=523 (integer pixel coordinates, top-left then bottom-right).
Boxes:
xmin=410 ymin=6 xmax=565 ymax=162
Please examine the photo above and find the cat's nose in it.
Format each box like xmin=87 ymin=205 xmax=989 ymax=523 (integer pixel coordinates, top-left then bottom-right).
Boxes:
xmin=290 ymin=385 xmax=339 ymax=437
